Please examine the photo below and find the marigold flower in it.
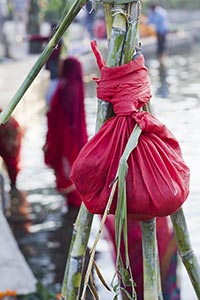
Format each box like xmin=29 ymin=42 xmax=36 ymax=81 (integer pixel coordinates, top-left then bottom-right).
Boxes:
xmin=0 ymin=290 xmax=17 ymax=299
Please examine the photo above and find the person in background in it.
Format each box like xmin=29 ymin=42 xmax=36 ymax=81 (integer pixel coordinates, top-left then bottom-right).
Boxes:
xmin=85 ymin=1 xmax=96 ymax=38
xmin=0 ymin=109 xmax=29 ymax=219
xmin=147 ymin=3 xmax=169 ymax=62
xmin=105 ymin=216 xmax=180 ymax=300
xmin=93 ymin=10 xmax=106 ymax=39
xmin=43 ymin=57 xmax=88 ymax=207
xmin=44 ymin=24 xmax=63 ymax=107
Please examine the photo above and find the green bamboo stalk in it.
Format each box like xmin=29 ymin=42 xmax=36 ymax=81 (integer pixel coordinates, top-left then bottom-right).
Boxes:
xmin=104 ymin=3 xmax=113 ymax=40
xmin=139 ymin=100 xmax=163 ymax=297
xmin=106 ymin=4 xmax=126 ymax=67
xmin=95 ymin=2 xmax=127 ymax=131
xmin=80 ymin=176 xmax=119 ymax=300
xmin=171 ymin=208 xmax=200 ymax=298
xmin=121 ymin=1 xmax=140 ymax=64
xmin=61 ymin=5 xmax=127 ymax=300
xmin=134 ymin=1 xmax=160 ymax=298
xmin=0 ymin=0 xmax=87 ymax=124
xmin=140 ymin=219 xmax=158 ymax=300
xmin=61 ymin=2 xmax=140 ymax=299
xmin=61 ymin=204 xmax=93 ymax=300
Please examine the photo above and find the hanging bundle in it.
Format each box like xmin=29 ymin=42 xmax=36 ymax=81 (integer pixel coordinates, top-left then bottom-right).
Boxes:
xmin=71 ymin=41 xmax=190 ymax=221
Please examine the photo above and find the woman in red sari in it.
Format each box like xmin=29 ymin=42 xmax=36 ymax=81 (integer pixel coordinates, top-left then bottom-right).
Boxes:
xmin=44 ymin=57 xmax=88 ymax=207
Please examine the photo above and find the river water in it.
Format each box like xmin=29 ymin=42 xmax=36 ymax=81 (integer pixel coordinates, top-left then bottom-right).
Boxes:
xmin=8 ymin=43 xmax=200 ymax=300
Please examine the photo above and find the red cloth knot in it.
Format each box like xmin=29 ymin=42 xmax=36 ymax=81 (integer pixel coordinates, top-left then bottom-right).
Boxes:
xmin=91 ymin=41 xmax=152 ymax=116
xmin=95 ymin=56 xmax=151 ymax=115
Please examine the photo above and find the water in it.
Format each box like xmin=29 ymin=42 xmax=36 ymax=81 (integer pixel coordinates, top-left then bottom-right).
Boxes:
xmin=8 ymin=43 xmax=200 ymax=299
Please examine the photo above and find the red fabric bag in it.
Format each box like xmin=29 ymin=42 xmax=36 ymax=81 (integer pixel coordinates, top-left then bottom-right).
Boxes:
xmin=71 ymin=42 xmax=190 ymax=221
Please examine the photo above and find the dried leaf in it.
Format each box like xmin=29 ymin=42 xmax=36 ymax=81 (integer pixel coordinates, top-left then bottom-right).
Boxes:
xmin=93 ymin=260 xmax=111 ymax=291
xmin=88 ymin=282 xmax=99 ymax=300
xmin=121 ymin=287 xmax=136 ymax=300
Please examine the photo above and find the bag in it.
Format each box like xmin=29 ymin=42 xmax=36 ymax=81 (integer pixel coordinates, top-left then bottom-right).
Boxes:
xmin=70 ymin=42 xmax=190 ymax=221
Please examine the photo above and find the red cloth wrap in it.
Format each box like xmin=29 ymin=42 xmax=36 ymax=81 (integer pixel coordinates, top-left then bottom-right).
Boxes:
xmin=71 ymin=42 xmax=190 ymax=221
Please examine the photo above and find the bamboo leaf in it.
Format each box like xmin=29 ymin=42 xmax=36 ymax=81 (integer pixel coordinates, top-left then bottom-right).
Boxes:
xmin=121 ymin=287 xmax=136 ymax=300
xmin=88 ymin=283 xmax=99 ymax=300
xmin=115 ymin=124 xmax=141 ymax=267
xmin=112 ymin=282 xmax=120 ymax=293
xmin=62 ymin=2 xmax=142 ymax=300
xmin=121 ymin=267 xmax=132 ymax=287
xmin=88 ymin=272 xmax=99 ymax=300
xmin=113 ymin=123 xmax=141 ymax=299
xmin=93 ymin=260 xmax=112 ymax=291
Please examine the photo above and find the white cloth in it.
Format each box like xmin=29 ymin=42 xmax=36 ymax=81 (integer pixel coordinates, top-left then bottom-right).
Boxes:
xmin=0 ymin=208 xmax=37 ymax=294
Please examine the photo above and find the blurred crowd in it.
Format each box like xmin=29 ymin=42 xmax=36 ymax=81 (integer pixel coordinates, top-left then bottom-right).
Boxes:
xmin=0 ymin=0 xmax=171 ymax=59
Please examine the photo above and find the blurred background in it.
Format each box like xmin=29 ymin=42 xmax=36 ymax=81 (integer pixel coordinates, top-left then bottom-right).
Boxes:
xmin=0 ymin=0 xmax=200 ymax=299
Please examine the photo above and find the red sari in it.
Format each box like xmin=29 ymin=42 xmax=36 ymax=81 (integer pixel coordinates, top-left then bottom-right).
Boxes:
xmin=0 ymin=110 xmax=23 ymax=185
xmin=44 ymin=57 xmax=88 ymax=207
xmin=105 ymin=216 xmax=180 ymax=300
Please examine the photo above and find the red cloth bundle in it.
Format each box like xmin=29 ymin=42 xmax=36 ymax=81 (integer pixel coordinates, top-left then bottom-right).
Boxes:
xmin=71 ymin=42 xmax=190 ymax=221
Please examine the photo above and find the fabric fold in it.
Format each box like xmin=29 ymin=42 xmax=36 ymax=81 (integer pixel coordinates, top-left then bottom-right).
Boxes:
xmin=71 ymin=42 xmax=190 ymax=221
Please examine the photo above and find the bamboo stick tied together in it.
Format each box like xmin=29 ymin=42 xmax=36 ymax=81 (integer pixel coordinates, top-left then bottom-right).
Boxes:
xmin=61 ymin=2 xmax=142 ymax=300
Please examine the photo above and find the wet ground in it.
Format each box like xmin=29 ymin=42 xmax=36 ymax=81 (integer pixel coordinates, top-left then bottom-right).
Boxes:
xmin=1 ymin=40 xmax=200 ymax=299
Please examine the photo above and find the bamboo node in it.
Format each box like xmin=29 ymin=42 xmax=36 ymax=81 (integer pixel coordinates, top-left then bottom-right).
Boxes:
xmin=112 ymin=7 xmax=128 ymax=20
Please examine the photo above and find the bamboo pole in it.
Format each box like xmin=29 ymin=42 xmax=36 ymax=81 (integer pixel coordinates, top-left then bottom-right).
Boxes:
xmin=104 ymin=3 xmax=113 ymax=40
xmin=140 ymin=219 xmax=158 ymax=300
xmin=61 ymin=1 xmax=141 ymax=299
xmin=61 ymin=205 xmax=93 ymax=300
xmin=61 ymin=5 xmax=126 ymax=300
xmin=135 ymin=1 xmax=159 ymax=298
xmin=0 ymin=0 xmax=88 ymax=124
xmin=171 ymin=208 xmax=200 ymax=298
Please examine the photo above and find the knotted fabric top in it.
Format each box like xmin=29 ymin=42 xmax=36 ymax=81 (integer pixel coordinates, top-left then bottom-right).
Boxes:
xmin=91 ymin=41 xmax=152 ymax=116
